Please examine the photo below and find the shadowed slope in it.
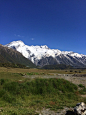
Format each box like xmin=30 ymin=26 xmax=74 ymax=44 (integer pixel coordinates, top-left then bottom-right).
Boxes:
xmin=0 ymin=44 xmax=36 ymax=68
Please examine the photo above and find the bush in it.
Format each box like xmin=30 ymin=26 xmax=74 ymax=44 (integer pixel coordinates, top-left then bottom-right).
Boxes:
xmin=79 ymin=87 xmax=86 ymax=94
xmin=0 ymin=79 xmax=5 ymax=85
xmin=78 ymin=84 xmax=85 ymax=88
xmin=3 ymin=92 xmax=16 ymax=103
xmin=0 ymin=89 xmax=6 ymax=97
xmin=4 ymin=82 xmax=20 ymax=95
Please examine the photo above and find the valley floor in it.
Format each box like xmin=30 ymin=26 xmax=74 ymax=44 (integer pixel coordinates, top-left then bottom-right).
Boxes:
xmin=0 ymin=67 xmax=86 ymax=115
xmin=23 ymin=74 xmax=86 ymax=87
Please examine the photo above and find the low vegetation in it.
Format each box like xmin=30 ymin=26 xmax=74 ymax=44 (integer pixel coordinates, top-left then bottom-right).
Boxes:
xmin=0 ymin=71 xmax=86 ymax=115
xmin=0 ymin=63 xmax=29 ymax=68
xmin=26 ymin=72 xmax=45 ymax=75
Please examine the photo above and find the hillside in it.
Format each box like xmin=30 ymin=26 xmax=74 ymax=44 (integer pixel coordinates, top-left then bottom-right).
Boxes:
xmin=0 ymin=44 xmax=36 ymax=68
xmin=42 ymin=64 xmax=73 ymax=69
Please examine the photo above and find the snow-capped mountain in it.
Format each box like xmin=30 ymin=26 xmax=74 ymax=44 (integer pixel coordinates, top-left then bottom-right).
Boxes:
xmin=6 ymin=40 xmax=86 ymax=67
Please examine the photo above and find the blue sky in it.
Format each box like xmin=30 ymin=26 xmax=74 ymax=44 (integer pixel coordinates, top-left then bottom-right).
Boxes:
xmin=0 ymin=0 xmax=86 ymax=54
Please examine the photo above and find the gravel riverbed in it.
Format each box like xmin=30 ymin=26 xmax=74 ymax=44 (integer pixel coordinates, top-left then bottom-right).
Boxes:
xmin=23 ymin=74 xmax=86 ymax=87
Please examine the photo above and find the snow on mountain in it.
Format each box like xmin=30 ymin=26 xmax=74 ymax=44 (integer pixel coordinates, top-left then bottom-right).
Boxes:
xmin=6 ymin=40 xmax=61 ymax=61
xmin=5 ymin=40 xmax=86 ymax=67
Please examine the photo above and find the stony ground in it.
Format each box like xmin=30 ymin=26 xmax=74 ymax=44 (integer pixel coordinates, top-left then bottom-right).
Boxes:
xmin=23 ymin=74 xmax=86 ymax=87
xmin=37 ymin=107 xmax=75 ymax=115
xmin=23 ymin=74 xmax=86 ymax=115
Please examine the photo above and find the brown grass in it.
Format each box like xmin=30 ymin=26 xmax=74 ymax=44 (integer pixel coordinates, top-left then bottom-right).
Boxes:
xmin=0 ymin=67 xmax=86 ymax=75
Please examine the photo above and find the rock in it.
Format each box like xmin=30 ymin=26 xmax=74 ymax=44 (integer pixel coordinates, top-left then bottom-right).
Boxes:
xmin=65 ymin=110 xmax=75 ymax=115
xmin=74 ymin=102 xmax=86 ymax=115
xmin=0 ymin=108 xmax=3 ymax=112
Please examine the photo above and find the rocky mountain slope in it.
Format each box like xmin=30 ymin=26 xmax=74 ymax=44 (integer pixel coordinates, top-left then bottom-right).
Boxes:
xmin=6 ymin=40 xmax=86 ymax=67
xmin=0 ymin=44 xmax=36 ymax=68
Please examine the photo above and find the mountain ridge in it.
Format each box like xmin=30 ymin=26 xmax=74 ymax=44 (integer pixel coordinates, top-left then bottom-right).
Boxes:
xmin=5 ymin=40 xmax=86 ymax=67
xmin=0 ymin=44 xmax=36 ymax=68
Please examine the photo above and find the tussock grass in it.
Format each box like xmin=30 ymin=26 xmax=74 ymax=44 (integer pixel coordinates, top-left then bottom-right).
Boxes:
xmin=0 ymin=77 xmax=86 ymax=114
xmin=3 ymin=78 xmax=78 ymax=96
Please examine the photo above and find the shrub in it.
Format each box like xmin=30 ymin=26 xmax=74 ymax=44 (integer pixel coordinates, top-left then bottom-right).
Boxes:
xmin=78 ymin=84 xmax=85 ymax=88
xmin=70 ymin=70 xmax=73 ymax=72
xmin=0 ymin=79 xmax=5 ymax=85
xmin=0 ymin=89 xmax=6 ymax=97
xmin=2 ymin=92 xmax=16 ymax=103
xmin=3 ymin=82 xmax=20 ymax=95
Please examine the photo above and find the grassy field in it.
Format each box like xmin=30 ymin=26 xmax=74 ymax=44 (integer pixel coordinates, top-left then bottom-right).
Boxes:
xmin=0 ymin=67 xmax=86 ymax=115
xmin=0 ymin=67 xmax=86 ymax=75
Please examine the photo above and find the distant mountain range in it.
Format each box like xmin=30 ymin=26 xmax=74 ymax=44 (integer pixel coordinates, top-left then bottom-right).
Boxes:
xmin=5 ymin=40 xmax=86 ymax=68
xmin=0 ymin=44 xmax=36 ymax=68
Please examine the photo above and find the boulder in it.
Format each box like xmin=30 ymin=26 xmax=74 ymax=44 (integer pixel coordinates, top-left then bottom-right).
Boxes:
xmin=74 ymin=102 xmax=86 ymax=115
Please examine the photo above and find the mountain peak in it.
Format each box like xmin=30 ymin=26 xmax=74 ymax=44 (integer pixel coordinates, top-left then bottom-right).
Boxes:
xmin=6 ymin=40 xmax=25 ymax=48
xmin=40 ymin=45 xmax=49 ymax=49
xmin=11 ymin=40 xmax=24 ymax=45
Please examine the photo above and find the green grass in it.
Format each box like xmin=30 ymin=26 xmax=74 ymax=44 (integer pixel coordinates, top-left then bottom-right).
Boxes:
xmin=0 ymin=70 xmax=86 ymax=114
xmin=3 ymin=78 xmax=78 ymax=96
xmin=26 ymin=72 xmax=45 ymax=75
xmin=0 ymin=75 xmax=86 ymax=115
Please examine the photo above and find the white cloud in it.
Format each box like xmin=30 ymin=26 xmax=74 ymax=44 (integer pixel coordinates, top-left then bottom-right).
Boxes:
xmin=18 ymin=35 xmax=21 ymax=37
xmin=31 ymin=38 xmax=34 ymax=40
xmin=14 ymin=34 xmax=16 ymax=36
xmin=14 ymin=34 xmax=24 ymax=38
